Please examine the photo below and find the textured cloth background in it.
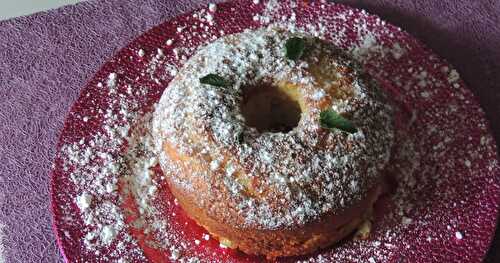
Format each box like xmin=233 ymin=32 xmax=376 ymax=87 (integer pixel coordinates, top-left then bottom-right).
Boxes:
xmin=0 ymin=0 xmax=498 ymax=262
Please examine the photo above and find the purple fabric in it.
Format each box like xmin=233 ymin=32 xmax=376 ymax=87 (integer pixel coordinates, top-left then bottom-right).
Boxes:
xmin=0 ymin=0 xmax=498 ymax=262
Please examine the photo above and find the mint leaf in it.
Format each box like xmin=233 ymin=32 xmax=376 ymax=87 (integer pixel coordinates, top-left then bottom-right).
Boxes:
xmin=320 ymin=109 xmax=357 ymax=134
xmin=285 ymin=37 xmax=305 ymax=60
xmin=200 ymin=74 xmax=232 ymax=87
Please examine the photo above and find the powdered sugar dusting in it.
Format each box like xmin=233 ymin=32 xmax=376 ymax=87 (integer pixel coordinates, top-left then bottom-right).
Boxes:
xmin=56 ymin=71 xmax=146 ymax=260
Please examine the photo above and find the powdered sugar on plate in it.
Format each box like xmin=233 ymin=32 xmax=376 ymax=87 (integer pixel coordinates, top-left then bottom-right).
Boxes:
xmin=50 ymin=0 xmax=500 ymax=262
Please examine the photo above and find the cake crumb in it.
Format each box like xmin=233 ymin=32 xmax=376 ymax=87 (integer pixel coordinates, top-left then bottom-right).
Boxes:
xmin=354 ymin=220 xmax=372 ymax=240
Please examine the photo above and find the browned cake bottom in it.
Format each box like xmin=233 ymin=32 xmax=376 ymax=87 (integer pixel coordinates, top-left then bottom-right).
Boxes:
xmin=168 ymin=182 xmax=382 ymax=260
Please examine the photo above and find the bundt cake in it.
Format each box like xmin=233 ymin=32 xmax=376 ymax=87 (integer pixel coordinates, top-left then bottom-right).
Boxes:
xmin=152 ymin=27 xmax=394 ymax=259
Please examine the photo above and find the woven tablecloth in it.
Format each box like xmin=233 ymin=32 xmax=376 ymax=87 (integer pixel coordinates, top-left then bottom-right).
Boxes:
xmin=0 ymin=0 xmax=498 ymax=262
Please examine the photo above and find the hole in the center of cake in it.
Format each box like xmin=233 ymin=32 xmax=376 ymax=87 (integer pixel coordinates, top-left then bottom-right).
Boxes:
xmin=241 ymin=83 xmax=301 ymax=133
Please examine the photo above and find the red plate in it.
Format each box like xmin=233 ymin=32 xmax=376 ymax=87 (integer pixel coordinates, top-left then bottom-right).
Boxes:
xmin=51 ymin=1 xmax=500 ymax=262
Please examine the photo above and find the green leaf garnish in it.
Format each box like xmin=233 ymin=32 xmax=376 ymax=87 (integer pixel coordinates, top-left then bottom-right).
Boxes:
xmin=285 ymin=37 xmax=305 ymax=60
xmin=199 ymin=74 xmax=232 ymax=87
xmin=320 ymin=109 xmax=357 ymax=134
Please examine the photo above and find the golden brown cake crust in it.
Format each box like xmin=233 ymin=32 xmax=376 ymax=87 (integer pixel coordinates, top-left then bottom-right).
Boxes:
xmin=152 ymin=27 xmax=394 ymax=258
xmin=170 ymin=176 xmax=382 ymax=259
